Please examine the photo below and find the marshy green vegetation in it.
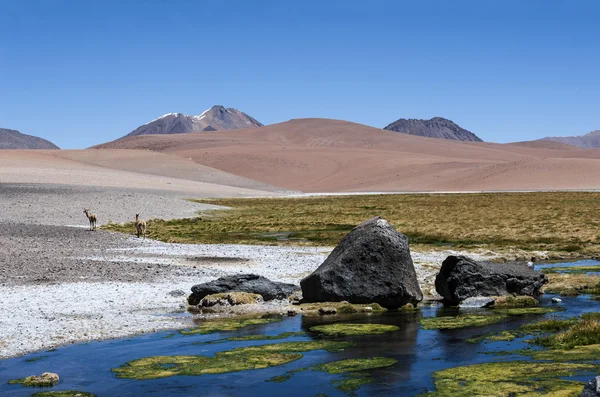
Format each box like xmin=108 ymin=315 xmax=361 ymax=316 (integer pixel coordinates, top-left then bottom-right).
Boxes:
xmin=268 ymin=357 xmax=397 ymax=393
xmin=421 ymin=307 xmax=559 ymax=331
xmin=542 ymin=265 xmax=600 ymax=274
xmin=420 ymin=314 xmax=506 ymax=330
xmin=112 ymin=341 xmax=352 ymax=380
xmin=418 ymin=361 xmax=593 ymax=396
xmin=193 ymin=332 xmax=306 ymax=346
xmin=309 ymin=323 xmax=400 ymax=336
xmin=494 ymin=307 xmax=559 ymax=316
xmin=544 ymin=274 xmax=600 ymax=296
xmin=102 ymin=192 xmax=600 ymax=256
xmin=492 ymin=295 xmax=539 ymax=308
xmin=180 ymin=317 xmax=281 ymax=335
xmin=31 ymin=392 xmax=95 ymax=397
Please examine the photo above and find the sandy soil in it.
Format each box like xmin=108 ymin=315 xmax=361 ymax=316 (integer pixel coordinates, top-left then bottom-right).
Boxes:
xmin=94 ymin=118 xmax=600 ymax=192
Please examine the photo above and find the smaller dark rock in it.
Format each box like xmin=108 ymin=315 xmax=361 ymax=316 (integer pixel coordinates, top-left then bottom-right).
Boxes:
xmin=286 ymin=310 xmax=298 ymax=317
xmin=168 ymin=289 xmax=186 ymax=297
xmin=318 ymin=307 xmax=337 ymax=315
xmin=580 ymin=376 xmax=600 ymax=397
xmin=435 ymin=256 xmax=548 ymax=306
xmin=189 ymin=274 xmax=298 ymax=304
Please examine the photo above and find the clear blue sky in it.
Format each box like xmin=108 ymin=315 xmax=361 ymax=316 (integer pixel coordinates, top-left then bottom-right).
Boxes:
xmin=1 ymin=0 xmax=598 ymax=149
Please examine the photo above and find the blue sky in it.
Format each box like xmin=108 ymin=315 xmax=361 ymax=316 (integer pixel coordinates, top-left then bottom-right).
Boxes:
xmin=1 ymin=0 xmax=598 ymax=149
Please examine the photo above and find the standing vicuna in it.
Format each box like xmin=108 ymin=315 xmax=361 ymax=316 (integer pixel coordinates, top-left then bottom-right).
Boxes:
xmin=135 ymin=213 xmax=147 ymax=239
xmin=83 ymin=209 xmax=97 ymax=231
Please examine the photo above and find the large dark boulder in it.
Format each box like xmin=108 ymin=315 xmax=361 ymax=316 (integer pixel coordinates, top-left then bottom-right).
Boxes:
xmin=581 ymin=376 xmax=600 ymax=397
xmin=188 ymin=274 xmax=298 ymax=305
xmin=435 ymin=255 xmax=548 ymax=306
xmin=300 ymin=216 xmax=423 ymax=308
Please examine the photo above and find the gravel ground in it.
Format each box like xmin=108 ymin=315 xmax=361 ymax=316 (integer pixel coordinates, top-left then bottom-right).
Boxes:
xmin=0 ymin=183 xmax=226 ymax=226
xmin=0 ymin=183 xmax=500 ymax=358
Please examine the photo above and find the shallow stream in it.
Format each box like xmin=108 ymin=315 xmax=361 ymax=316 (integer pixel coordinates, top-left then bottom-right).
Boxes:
xmin=2 ymin=260 xmax=599 ymax=397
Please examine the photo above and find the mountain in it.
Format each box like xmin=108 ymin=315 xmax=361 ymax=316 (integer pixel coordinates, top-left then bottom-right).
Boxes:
xmin=541 ymin=130 xmax=600 ymax=149
xmin=383 ymin=117 xmax=483 ymax=142
xmin=0 ymin=128 xmax=59 ymax=149
xmin=93 ymin=118 xmax=600 ymax=193
xmin=125 ymin=105 xmax=263 ymax=137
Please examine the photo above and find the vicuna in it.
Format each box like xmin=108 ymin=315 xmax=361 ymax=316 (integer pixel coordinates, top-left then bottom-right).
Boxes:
xmin=135 ymin=214 xmax=146 ymax=239
xmin=83 ymin=209 xmax=97 ymax=231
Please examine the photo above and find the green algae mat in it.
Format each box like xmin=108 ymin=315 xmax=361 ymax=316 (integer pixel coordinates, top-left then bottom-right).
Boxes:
xmin=421 ymin=307 xmax=561 ymax=330
xmin=31 ymin=393 xmax=95 ymax=397
xmin=418 ymin=361 xmax=595 ymax=396
xmin=112 ymin=341 xmax=352 ymax=380
xmin=268 ymin=356 xmax=398 ymax=393
xmin=420 ymin=314 xmax=506 ymax=330
xmin=309 ymin=323 xmax=400 ymax=336
xmin=180 ymin=317 xmax=282 ymax=335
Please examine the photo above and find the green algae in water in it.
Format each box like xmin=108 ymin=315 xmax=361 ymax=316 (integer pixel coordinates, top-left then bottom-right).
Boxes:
xmin=180 ymin=317 xmax=282 ymax=335
xmin=310 ymin=323 xmax=400 ymax=336
xmin=542 ymin=265 xmax=600 ymax=274
xmin=193 ymin=331 xmax=306 ymax=345
xmin=467 ymin=330 xmax=519 ymax=344
xmin=520 ymin=317 xmax=578 ymax=333
xmin=523 ymin=344 xmax=600 ymax=361
xmin=494 ymin=307 xmax=560 ymax=316
xmin=333 ymin=373 xmax=374 ymax=393
xmin=227 ymin=331 xmax=305 ymax=341
xmin=31 ymin=392 xmax=95 ymax=397
xmin=268 ymin=357 xmax=397 ymax=394
xmin=420 ymin=315 xmax=505 ymax=330
xmin=112 ymin=341 xmax=352 ymax=380
xmin=418 ymin=361 xmax=594 ymax=397
xmin=112 ymin=353 xmax=303 ymax=379
xmin=317 ymin=357 xmax=397 ymax=374
xmin=226 ymin=340 xmax=353 ymax=354
xmin=25 ymin=356 xmax=48 ymax=363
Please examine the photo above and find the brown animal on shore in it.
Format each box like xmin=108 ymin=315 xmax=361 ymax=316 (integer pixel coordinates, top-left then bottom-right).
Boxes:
xmin=135 ymin=213 xmax=146 ymax=239
xmin=83 ymin=209 xmax=97 ymax=231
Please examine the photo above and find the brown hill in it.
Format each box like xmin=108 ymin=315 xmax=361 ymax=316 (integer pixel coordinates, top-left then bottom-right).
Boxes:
xmin=93 ymin=118 xmax=600 ymax=192
xmin=0 ymin=149 xmax=283 ymax=196
xmin=0 ymin=128 xmax=59 ymax=149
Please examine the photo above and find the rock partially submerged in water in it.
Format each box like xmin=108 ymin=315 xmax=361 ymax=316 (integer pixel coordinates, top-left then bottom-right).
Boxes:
xmin=300 ymin=216 xmax=423 ymax=308
xmin=435 ymin=256 xmax=548 ymax=306
xmin=581 ymin=376 xmax=600 ymax=397
xmin=189 ymin=274 xmax=298 ymax=305
xmin=9 ymin=372 xmax=59 ymax=387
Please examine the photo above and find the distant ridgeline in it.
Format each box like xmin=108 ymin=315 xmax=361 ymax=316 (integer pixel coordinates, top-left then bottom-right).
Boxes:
xmin=541 ymin=130 xmax=600 ymax=149
xmin=0 ymin=128 xmax=59 ymax=149
xmin=384 ymin=117 xmax=483 ymax=142
xmin=125 ymin=105 xmax=263 ymax=138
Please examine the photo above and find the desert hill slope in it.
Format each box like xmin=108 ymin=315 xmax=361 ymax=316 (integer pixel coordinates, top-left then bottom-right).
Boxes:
xmin=541 ymin=130 xmax=600 ymax=149
xmin=384 ymin=117 xmax=483 ymax=142
xmin=0 ymin=128 xmax=59 ymax=149
xmin=93 ymin=118 xmax=600 ymax=192
xmin=125 ymin=105 xmax=263 ymax=138
xmin=0 ymin=149 xmax=284 ymax=196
